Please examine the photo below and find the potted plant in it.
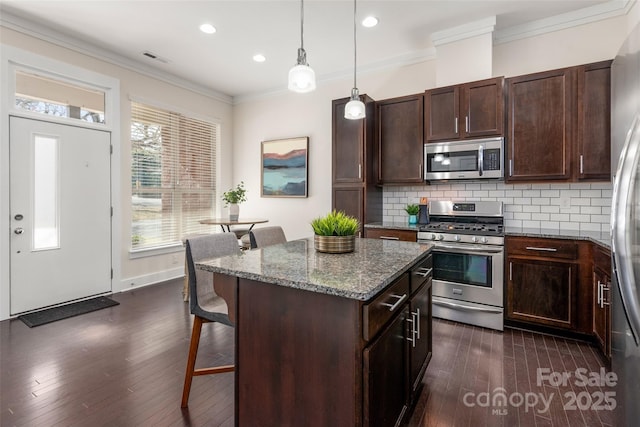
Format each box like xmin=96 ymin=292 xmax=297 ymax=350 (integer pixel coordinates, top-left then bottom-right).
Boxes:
xmin=310 ymin=210 xmax=360 ymax=253
xmin=405 ymin=203 xmax=420 ymax=224
xmin=222 ymin=181 xmax=247 ymax=221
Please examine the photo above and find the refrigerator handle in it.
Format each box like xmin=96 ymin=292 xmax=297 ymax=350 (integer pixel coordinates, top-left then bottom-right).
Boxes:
xmin=611 ymin=114 xmax=640 ymax=346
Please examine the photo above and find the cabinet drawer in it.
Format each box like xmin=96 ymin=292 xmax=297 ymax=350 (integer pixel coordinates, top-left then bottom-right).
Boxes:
xmin=363 ymin=273 xmax=410 ymax=341
xmin=365 ymin=228 xmax=417 ymax=242
xmin=507 ymin=237 xmax=578 ymax=260
xmin=410 ymin=254 xmax=432 ymax=294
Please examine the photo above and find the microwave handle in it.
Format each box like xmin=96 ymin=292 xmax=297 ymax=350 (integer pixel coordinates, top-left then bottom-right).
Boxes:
xmin=477 ymin=145 xmax=484 ymax=176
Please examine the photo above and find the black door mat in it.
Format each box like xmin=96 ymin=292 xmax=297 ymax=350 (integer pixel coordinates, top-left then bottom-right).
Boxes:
xmin=18 ymin=296 xmax=120 ymax=327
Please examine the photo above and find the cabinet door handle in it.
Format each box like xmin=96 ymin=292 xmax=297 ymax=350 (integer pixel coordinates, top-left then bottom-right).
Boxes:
xmin=415 ymin=267 xmax=432 ymax=277
xmin=509 ymin=262 xmax=512 ymax=281
xmin=379 ymin=236 xmax=400 ymax=240
xmin=415 ymin=308 xmax=421 ymax=339
xmin=580 ymin=155 xmax=584 ymax=175
xmin=406 ymin=317 xmax=416 ymax=347
xmin=509 ymin=159 xmax=513 ymax=177
xmin=525 ymin=246 xmax=558 ymax=252
xmin=454 ymin=117 xmax=458 ymax=134
xmin=602 ymin=285 xmax=611 ymax=306
xmin=358 ymin=163 xmax=362 ymax=180
xmin=381 ymin=293 xmax=408 ymax=312
xmin=597 ymin=281 xmax=603 ymax=307
xmin=465 ymin=115 xmax=469 ymax=133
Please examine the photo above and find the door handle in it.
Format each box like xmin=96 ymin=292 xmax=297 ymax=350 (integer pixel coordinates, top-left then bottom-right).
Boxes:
xmin=14 ymin=228 xmax=24 ymax=235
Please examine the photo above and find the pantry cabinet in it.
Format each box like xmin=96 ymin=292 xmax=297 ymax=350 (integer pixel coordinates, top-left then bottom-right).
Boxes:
xmin=425 ymin=77 xmax=504 ymax=142
xmin=332 ymin=95 xmax=381 ymax=233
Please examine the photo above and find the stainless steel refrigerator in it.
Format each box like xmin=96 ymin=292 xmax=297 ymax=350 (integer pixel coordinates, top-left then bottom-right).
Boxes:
xmin=611 ymin=22 xmax=640 ymax=426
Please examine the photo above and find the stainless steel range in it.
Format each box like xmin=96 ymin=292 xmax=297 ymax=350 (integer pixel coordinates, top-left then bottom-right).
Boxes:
xmin=417 ymin=201 xmax=504 ymax=331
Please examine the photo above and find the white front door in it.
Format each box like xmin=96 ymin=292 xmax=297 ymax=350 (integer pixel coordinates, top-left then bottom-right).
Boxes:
xmin=10 ymin=116 xmax=112 ymax=314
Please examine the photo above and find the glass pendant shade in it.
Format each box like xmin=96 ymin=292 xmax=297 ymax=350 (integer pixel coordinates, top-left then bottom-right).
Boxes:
xmin=288 ymin=48 xmax=316 ymax=93
xmin=344 ymin=88 xmax=366 ymax=119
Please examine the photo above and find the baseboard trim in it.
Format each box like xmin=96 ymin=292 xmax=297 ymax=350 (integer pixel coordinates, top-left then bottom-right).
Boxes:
xmin=118 ymin=267 xmax=184 ymax=292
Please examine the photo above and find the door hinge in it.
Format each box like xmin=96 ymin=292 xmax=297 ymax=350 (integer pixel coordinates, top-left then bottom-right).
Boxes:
xmin=111 ymin=207 xmax=113 ymax=217
xmin=110 ymin=144 xmax=113 ymax=154
xmin=111 ymin=269 xmax=113 ymax=279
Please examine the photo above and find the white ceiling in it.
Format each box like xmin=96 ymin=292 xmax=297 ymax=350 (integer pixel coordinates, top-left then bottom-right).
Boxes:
xmin=0 ymin=0 xmax=620 ymax=101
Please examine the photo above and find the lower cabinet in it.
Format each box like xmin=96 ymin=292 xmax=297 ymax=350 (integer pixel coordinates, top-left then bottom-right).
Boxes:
xmin=363 ymin=254 xmax=432 ymax=426
xmin=593 ymin=246 xmax=612 ymax=361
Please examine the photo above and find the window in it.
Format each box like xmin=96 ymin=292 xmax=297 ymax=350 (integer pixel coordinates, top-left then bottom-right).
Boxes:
xmin=131 ymin=102 xmax=218 ymax=251
xmin=15 ymin=70 xmax=105 ymax=124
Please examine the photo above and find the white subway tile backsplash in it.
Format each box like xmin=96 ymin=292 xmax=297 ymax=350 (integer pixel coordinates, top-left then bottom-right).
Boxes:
xmin=382 ymin=181 xmax=612 ymax=231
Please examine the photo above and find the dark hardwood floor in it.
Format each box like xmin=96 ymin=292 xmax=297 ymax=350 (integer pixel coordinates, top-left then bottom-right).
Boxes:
xmin=1 ymin=279 xmax=614 ymax=427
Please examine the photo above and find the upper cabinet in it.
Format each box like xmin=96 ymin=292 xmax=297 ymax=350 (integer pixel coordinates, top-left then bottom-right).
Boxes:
xmin=377 ymin=94 xmax=424 ymax=184
xmin=577 ymin=60 xmax=612 ymax=181
xmin=506 ymin=61 xmax=611 ymax=183
xmin=425 ymin=77 xmax=504 ymax=142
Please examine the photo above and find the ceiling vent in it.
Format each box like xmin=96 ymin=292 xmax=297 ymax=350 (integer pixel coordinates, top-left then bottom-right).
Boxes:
xmin=142 ymin=51 xmax=170 ymax=64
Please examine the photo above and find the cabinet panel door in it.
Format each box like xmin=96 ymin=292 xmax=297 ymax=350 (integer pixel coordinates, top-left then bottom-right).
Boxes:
xmin=409 ymin=282 xmax=432 ymax=394
xmin=507 ymin=69 xmax=574 ymax=182
xmin=507 ymin=258 xmax=577 ymax=329
xmin=332 ymin=97 xmax=364 ymax=184
xmin=425 ymin=85 xmax=459 ymax=141
xmin=592 ymin=269 xmax=608 ymax=353
xmin=377 ymin=94 xmax=424 ymax=184
xmin=364 ymin=307 xmax=409 ymax=427
xmin=577 ymin=61 xmax=611 ymax=181
xmin=463 ymin=78 xmax=504 ymax=138
xmin=332 ymin=187 xmax=363 ymax=234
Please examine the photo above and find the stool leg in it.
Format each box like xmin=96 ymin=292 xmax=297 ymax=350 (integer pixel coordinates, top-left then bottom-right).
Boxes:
xmin=181 ymin=316 xmax=203 ymax=408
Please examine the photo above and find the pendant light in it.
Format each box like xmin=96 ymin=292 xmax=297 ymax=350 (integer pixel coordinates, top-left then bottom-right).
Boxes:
xmin=288 ymin=0 xmax=316 ymax=93
xmin=344 ymin=0 xmax=366 ymax=120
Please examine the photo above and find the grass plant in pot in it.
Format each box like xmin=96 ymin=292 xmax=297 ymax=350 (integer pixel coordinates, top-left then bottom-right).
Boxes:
xmin=311 ymin=210 xmax=360 ymax=253
xmin=222 ymin=181 xmax=247 ymax=221
xmin=405 ymin=203 xmax=420 ymax=224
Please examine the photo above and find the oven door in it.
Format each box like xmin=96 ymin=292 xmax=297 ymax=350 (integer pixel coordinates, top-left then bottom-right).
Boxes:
xmin=430 ymin=242 xmax=504 ymax=307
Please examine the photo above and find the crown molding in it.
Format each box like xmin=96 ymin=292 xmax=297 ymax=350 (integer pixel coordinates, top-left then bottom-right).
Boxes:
xmin=0 ymin=10 xmax=233 ymax=105
xmin=431 ymin=16 xmax=497 ymax=47
xmin=494 ymin=0 xmax=635 ymax=45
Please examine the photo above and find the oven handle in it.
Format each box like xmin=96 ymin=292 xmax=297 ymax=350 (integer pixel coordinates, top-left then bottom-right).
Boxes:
xmin=430 ymin=244 xmax=503 ymax=254
xmin=433 ymin=297 xmax=503 ymax=314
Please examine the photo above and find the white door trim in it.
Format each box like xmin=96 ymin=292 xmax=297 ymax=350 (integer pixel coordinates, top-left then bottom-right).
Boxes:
xmin=0 ymin=45 xmax=122 ymax=320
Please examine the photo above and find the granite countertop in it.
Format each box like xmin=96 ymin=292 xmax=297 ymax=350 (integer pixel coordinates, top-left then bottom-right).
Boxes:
xmin=196 ymin=236 xmax=433 ymax=301
xmin=364 ymin=222 xmax=610 ymax=249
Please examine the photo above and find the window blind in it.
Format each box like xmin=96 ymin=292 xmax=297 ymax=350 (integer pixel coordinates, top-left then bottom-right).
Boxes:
xmin=131 ymin=102 xmax=218 ymax=250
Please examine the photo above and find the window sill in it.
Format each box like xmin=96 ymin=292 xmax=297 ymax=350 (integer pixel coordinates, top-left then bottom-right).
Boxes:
xmin=129 ymin=244 xmax=183 ymax=259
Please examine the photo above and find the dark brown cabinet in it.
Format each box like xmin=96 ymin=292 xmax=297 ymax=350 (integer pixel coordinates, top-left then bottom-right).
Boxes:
xmin=363 ymin=254 xmax=432 ymax=426
xmin=506 ymin=68 xmax=575 ymax=182
xmin=506 ymin=61 xmax=611 ymax=183
xmin=332 ymin=95 xmax=381 ymax=233
xmin=376 ymin=94 xmax=424 ymax=184
xmin=506 ymin=237 xmax=579 ymax=329
xmin=425 ymin=77 xmax=504 ymax=142
xmin=577 ymin=60 xmax=612 ymax=181
xmin=364 ymin=227 xmax=417 ymax=242
xmin=593 ymin=245 xmax=612 ymax=362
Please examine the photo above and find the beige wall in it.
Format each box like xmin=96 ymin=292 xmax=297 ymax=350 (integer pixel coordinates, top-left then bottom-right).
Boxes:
xmin=1 ymin=27 xmax=234 ymax=291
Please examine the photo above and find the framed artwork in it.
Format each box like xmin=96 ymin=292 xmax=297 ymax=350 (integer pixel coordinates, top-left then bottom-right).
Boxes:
xmin=261 ymin=137 xmax=308 ymax=198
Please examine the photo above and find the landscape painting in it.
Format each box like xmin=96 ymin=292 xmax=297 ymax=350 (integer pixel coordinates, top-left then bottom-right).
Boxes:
xmin=261 ymin=137 xmax=308 ymax=197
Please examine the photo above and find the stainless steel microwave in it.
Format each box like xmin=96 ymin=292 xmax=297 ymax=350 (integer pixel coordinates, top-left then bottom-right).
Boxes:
xmin=423 ymin=137 xmax=504 ymax=181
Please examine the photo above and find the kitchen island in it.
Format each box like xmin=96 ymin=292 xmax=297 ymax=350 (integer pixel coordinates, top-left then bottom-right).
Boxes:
xmin=197 ymin=237 xmax=433 ymax=427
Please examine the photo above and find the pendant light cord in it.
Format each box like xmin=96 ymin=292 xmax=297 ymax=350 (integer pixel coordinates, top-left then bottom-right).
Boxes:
xmin=353 ymin=0 xmax=357 ymax=89
xmin=301 ymin=0 xmax=305 ymax=50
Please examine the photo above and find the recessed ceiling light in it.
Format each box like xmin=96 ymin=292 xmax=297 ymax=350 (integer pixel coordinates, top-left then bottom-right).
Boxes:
xmin=199 ymin=23 xmax=216 ymax=34
xmin=362 ymin=16 xmax=378 ymax=28
xmin=253 ymin=54 xmax=266 ymax=63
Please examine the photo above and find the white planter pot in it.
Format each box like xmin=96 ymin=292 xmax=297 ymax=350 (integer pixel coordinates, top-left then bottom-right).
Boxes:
xmin=229 ymin=203 xmax=239 ymax=221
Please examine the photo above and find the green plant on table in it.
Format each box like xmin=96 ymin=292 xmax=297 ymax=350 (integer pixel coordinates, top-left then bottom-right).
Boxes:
xmin=311 ymin=210 xmax=360 ymax=236
xmin=404 ymin=204 xmax=420 ymax=215
xmin=222 ymin=181 xmax=247 ymax=206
